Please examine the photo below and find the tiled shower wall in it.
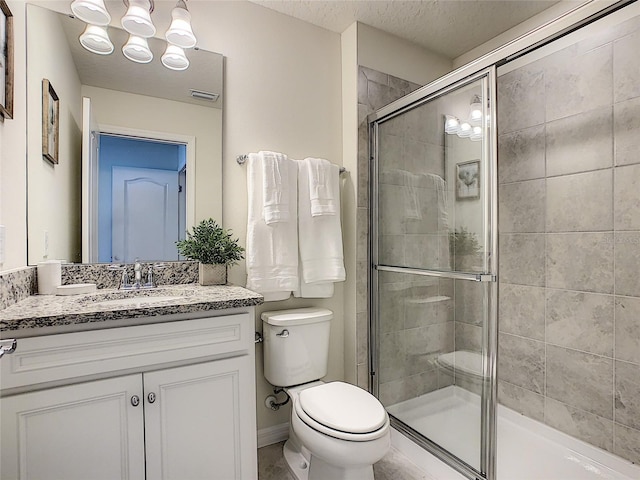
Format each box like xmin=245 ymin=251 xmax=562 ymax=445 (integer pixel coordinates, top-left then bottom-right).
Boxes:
xmin=497 ymin=16 xmax=640 ymax=463
xmin=356 ymin=67 xmax=422 ymax=392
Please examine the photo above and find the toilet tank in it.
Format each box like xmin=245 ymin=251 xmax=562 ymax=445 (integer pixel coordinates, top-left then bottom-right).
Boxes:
xmin=261 ymin=308 xmax=333 ymax=387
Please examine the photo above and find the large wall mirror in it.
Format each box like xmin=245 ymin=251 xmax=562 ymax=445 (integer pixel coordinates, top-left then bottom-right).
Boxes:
xmin=26 ymin=3 xmax=223 ymax=265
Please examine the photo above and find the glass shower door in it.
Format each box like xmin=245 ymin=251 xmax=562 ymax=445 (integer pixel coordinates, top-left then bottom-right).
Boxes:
xmin=370 ymin=68 xmax=497 ymax=480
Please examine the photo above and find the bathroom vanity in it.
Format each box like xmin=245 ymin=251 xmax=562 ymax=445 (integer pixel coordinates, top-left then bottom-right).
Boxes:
xmin=0 ymin=285 xmax=263 ymax=480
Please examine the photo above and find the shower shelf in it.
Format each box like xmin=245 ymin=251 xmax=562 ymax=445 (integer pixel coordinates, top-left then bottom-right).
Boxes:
xmin=405 ymin=295 xmax=451 ymax=304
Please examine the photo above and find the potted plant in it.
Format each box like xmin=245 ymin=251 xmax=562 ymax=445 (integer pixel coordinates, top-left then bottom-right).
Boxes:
xmin=449 ymin=227 xmax=483 ymax=272
xmin=176 ymin=219 xmax=245 ymax=285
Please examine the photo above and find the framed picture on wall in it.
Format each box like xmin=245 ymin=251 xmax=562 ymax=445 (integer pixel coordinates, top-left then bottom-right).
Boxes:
xmin=456 ymin=160 xmax=480 ymax=200
xmin=42 ymin=79 xmax=60 ymax=164
xmin=0 ymin=0 xmax=13 ymax=120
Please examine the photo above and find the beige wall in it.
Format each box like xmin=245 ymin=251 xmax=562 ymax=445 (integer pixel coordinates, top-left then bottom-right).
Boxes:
xmin=26 ymin=5 xmax=82 ymax=264
xmin=0 ymin=1 xmax=27 ymax=270
xmin=358 ymin=23 xmax=453 ymax=86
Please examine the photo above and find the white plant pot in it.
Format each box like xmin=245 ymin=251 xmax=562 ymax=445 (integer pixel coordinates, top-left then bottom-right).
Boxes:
xmin=199 ymin=263 xmax=227 ymax=286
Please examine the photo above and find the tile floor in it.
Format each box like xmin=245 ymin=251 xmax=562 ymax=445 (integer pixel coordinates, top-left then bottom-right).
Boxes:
xmin=258 ymin=441 xmax=433 ymax=480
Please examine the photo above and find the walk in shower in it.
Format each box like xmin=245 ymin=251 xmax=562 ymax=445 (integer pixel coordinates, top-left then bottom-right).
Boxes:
xmin=368 ymin=2 xmax=640 ymax=479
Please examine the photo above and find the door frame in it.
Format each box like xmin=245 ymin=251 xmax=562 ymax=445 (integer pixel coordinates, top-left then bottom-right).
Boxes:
xmin=85 ymin=124 xmax=196 ymax=263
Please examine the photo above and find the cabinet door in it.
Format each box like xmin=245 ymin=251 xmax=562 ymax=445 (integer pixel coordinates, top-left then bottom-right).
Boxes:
xmin=143 ymin=356 xmax=257 ymax=480
xmin=0 ymin=375 xmax=145 ymax=480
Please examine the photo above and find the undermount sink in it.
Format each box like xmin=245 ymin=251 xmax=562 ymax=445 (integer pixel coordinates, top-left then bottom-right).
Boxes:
xmin=78 ymin=287 xmax=198 ymax=309
xmin=91 ymin=296 xmax=183 ymax=308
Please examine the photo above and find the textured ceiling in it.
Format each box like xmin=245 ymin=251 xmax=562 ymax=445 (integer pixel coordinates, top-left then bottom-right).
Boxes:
xmin=249 ymin=0 xmax=565 ymax=59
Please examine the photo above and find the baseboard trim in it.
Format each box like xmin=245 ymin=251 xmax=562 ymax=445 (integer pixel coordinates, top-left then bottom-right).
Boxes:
xmin=257 ymin=422 xmax=289 ymax=448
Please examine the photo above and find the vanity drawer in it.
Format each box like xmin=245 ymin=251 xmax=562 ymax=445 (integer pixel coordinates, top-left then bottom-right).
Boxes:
xmin=0 ymin=312 xmax=253 ymax=392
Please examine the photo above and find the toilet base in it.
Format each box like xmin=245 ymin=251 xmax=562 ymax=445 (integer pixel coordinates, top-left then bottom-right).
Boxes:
xmin=282 ymin=438 xmax=375 ymax=480
xmin=283 ymin=439 xmax=310 ymax=480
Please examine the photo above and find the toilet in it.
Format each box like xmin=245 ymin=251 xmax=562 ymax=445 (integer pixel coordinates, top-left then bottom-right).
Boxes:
xmin=262 ymin=308 xmax=391 ymax=480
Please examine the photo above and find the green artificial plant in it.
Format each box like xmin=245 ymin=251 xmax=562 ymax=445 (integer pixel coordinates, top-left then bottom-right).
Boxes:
xmin=176 ymin=218 xmax=244 ymax=266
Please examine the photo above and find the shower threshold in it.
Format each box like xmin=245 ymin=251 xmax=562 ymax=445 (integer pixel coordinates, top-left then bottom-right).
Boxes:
xmin=388 ymin=386 xmax=640 ymax=480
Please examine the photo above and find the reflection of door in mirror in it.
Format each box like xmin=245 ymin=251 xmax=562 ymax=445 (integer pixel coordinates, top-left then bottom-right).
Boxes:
xmin=93 ymin=134 xmax=186 ymax=263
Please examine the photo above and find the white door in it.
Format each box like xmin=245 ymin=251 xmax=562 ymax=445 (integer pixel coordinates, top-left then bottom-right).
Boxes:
xmin=0 ymin=375 xmax=145 ymax=480
xmin=81 ymin=97 xmax=100 ymax=263
xmin=143 ymin=357 xmax=258 ymax=480
xmin=112 ymin=166 xmax=179 ymax=263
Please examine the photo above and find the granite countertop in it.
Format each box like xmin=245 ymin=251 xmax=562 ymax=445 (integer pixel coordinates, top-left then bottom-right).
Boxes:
xmin=0 ymin=284 xmax=263 ymax=335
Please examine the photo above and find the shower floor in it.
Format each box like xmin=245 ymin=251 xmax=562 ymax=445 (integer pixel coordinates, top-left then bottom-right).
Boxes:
xmin=388 ymin=386 xmax=640 ymax=480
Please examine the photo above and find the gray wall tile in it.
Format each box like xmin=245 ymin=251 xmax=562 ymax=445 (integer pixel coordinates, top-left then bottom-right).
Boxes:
xmin=499 ymin=283 xmax=545 ymax=341
xmin=455 ymin=322 xmax=482 ymax=353
xmin=614 ymin=232 xmax=640 ymax=297
xmin=546 ymin=233 xmax=614 ymax=293
xmin=615 ymin=296 xmax=640 ymax=365
xmin=615 ymin=360 xmax=640 ymax=430
xmin=499 ymin=179 xmax=546 ymax=233
xmin=544 ymin=397 xmax=614 ymax=452
xmin=614 ymin=423 xmax=640 ymax=464
xmin=546 ymin=289 xmax=614 ymax=356
xmin=498 ymin=333 xmax=545 ymax=394
xmin=546 ymin=169 xmax=613 ymax=232
xmin=454 ymin=279 xmax=484 ymax=326
xmin=614 ymin=30 xmax=640 ymax=103
xmin=498 ymin=380 xmax=545 ymax=421
xmin=499 ymin=234 xmax=546 ymax=286
xmin=545 ymin=44 xmax=612 ymax=122
xmin=546 ymin=345 xmax=613 ymax=419
xmin=614 ymin=164 xmax=640 ymax=230
xmin=546 ymin=107 xmax=613 ymax=177
xmin=614 ymin=96 xmax=640 ymax=167
xmin=498 ymin=125 xmax=545 ymax=184
xmin=497 ymin=64 xmax=545 ymax=134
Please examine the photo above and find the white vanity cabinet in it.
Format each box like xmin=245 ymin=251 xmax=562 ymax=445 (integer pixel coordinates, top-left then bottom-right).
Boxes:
xmin=0 ymin=310 xmax=258 ymax=480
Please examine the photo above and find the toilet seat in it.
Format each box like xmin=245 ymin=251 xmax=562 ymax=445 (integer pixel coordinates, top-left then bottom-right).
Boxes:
xmin=294 ymin=381 xmax=389 ymax=442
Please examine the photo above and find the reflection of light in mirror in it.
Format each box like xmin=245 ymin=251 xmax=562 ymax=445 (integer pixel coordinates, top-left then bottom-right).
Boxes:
xmin=162 ymin=44 xmax=189 ymax=71
xmin=470 ymin=126 xmax=482 ymax=142
xmin=457 ymin=122 xmax=472 ymax=138
xmin=469 ymin=94 xmax=482 ymax=123
xmin=122 ymin=34 xmax=153 ymax=63
xmin=444 ymin=115 xmax=460 ymax=135
xmin=79 ymin=24 xmax=114 ymax=55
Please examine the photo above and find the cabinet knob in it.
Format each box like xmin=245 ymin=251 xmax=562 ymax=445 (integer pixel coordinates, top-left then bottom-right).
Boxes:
xmin=131 ymin=395 xmax=140 ymax=407
xmin=147 ymin=392 xmax=156 ymax=404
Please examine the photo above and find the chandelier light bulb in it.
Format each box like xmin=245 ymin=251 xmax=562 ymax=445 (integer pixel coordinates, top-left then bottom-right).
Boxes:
xmin=122 ymin=0 xmax=156 ymax=38
xmin=165 ymin=1 xmax=197 ymax=48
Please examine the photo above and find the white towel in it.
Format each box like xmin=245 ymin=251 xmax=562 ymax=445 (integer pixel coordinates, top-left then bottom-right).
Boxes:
xmin=298 ymin=160 xmax=346 ymax=286
xmin=261 ymin=151 xmax=290 ymax=225
xmin=306 ymin=157 xmax=337 ymax=217
xmin=400 ymin=170 xmax=421 ymax=220
xmin=246 ymin=153 xmax=298 ymax=300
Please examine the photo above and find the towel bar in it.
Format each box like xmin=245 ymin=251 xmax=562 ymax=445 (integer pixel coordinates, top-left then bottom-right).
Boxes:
xmin=237 ymin=154 xmax=346 ymax=174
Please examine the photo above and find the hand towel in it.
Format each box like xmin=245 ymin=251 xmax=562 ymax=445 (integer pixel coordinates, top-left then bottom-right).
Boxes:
xmin=298 ymin=160 xmax=346 ymax=286
xmin=306 ymin=157 xmax=337 ymax=217
xmin=246 ymin=153 xmax=298 ymax=300
xmin=261 ymin=151 xmax=290 ymax=225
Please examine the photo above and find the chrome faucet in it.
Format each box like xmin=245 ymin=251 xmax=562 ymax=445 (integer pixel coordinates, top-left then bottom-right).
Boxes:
xmin=133 ymin=259 xmax=142 ymax=289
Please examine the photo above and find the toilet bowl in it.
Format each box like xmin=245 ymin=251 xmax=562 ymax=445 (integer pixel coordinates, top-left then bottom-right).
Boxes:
xmin=284 ymin=381 xmax=390 ymax=480
xmin=261 ymin=308 xmax=391 ymax=480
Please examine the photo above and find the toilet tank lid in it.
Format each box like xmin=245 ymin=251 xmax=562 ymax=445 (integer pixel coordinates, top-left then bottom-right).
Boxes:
xmin=261 ymin=307 xmax=333 ymax=326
